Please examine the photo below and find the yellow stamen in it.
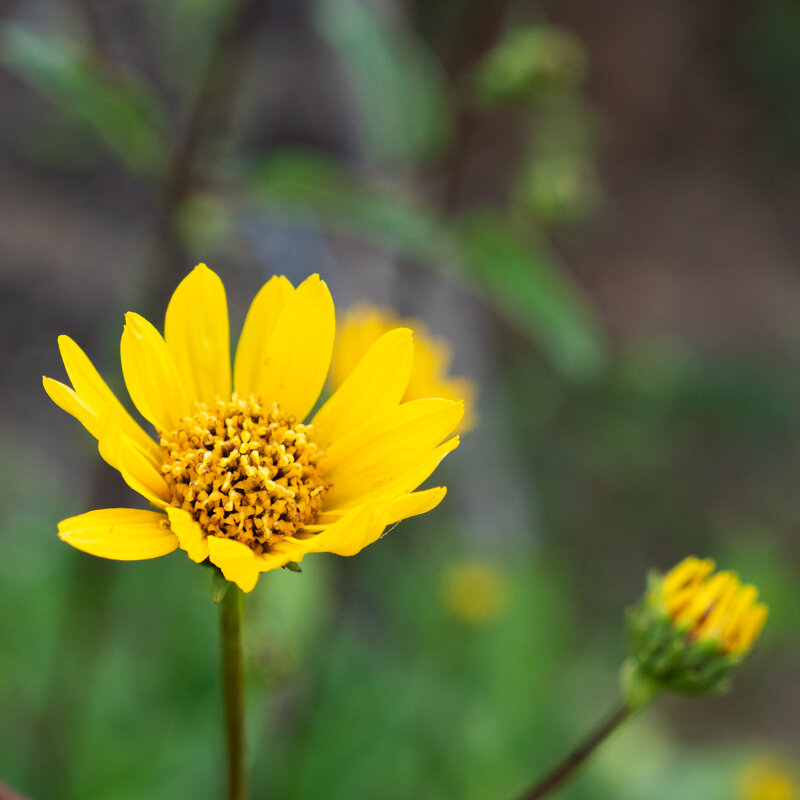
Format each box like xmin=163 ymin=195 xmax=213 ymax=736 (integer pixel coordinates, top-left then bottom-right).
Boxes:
xmin=160 ymin=395 xmax=328 ymax=553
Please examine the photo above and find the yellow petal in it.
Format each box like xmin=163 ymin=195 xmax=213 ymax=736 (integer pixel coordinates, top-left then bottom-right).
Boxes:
xmin=43 ymin=377 xmax=100 ymax=437
xmin=278 ymin=500 xmax=394 ymax=562
xmin=387 ymin=487 xmax=447 ymax=524
xmin=323 ymin=397 xmax=462 ymax=472
xmin=330 ymin=305 xmax=392 ymax=389
xmin=695 ymin=575 xmax=741 ymax=639
xmin=164 ymin=264 xmax=231 ymax=406
xmin=720 ymin=585 xmax=758 ymax=641
xmin=207 ymin=536 xmax=261 ymax=592
xmin=313 ymin=487 xmax=448 ymax=528
xmin=45 ymin=379 xmax=162 ymax=481
xmin=58 ymin=508 xmax=177 ymax=560
xmin=121 ymin=312 xmax=191 ymax=433
xmin=234 ymin=275 xmax=294 ymax=397
xmin=729 ymin=603 xmax=768 ymax=654
xmin=322 ymin=398 xmax=461 ymax=504
xmin=325 ymin=436 xmax=459 ymax=508
xmin=114 ymin=432 xmax=170 ymax=509
xmin=166 ymin=507 xmax=209 ymax=563
xmin=54 ymin=336 xmax=161 ymax=461
xmin=312 ymin=328 xmax=413 ymax=448
xmin=256 ymin=549 xmax=294 ymax=573
xmin=663 ymin=557 xmax=715 ymax=597
xmin=676 ymin=572 xmax=734 ymax=628
xmin=241 ymin=274 xmax=335 ymax=421
xmin=96 ymin=404 xmax=161 ymax=469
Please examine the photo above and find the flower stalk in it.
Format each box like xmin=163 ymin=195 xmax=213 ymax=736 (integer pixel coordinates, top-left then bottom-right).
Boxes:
xmin=220 ymin=583 xmax=246 ymax=800
xmin=519 ymin=703 xmax=632 ymax=799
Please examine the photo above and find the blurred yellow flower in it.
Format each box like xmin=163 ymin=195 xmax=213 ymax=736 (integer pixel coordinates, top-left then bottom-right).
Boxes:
xmin=442 ymin=561 xmax=507 ymax=624
xmin=661 ymin=557 xmax=768 ymax=655
xmin=624 ymin=556 xmax=768 ymax=703
xmin=330 ymin=304 xmax=477 ymax=432
xmin=739 ymin=758 xmax=799 ymax=800
xmin=44 ymin=265 xmax=462 ymax=593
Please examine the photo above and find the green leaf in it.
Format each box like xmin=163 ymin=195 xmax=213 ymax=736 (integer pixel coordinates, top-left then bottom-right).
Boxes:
xmin=459 ymin=213 xmax=605 ymax=379
xmin=246 ymin=148 xmax=451 ymax=262
xmin=472 ymin=25 xmax=588 ymax=105
xmin=315 ymin=0 xmax=451 ymax=164
xmin=0 ymin=23 xmax=166 ymax=179
xmin=247 ymin=150 xmax=604 ymax=378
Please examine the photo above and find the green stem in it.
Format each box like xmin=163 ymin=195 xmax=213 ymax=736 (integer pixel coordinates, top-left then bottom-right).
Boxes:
xmin=220 ymin=584 xmax=247 ymax=800
xmin=519 ymin=703 xmax=632 ymax=799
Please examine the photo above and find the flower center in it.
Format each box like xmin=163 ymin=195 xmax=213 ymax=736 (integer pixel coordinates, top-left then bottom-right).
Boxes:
xmin=160 ymin=396 xmax=328 ymax=552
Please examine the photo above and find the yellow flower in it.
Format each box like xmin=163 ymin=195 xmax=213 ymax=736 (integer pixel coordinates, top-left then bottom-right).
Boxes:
xmin=739 ymin=758 xmax=799 ymax=800
xmin=623 ymin=556 xmax=768 ymax=703
xmin=442 ymin=561 xmax=507 ymax=624
xmin=661 ymin=557 xmax=768 ymax=656
xmin=44 ymin=266 xmax=463 ymax=592
xmin=330 ymin=304 xmax=476 ymax=432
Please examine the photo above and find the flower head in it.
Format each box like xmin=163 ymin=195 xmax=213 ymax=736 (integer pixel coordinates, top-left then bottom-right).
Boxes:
xmin=622 ymin=556 xmax=767 ymax=703
xmin=739 ymin=758 xmax=799 ymax=800
xmin=44 ymin=266 xmax=463 ymax=592
xmin=331 ymin=304 xmax=476 ymax=432
xmin=442 ymin=561 xmax=507 ymax=624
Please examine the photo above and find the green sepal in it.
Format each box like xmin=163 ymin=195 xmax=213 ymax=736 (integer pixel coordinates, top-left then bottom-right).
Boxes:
xmin=624 ymin=572 xmax=741 ymax=697
xmin=620 ymin=659 xmax=662 ymax=710
xmin=211 ymin=571 xmax=230 ymax=605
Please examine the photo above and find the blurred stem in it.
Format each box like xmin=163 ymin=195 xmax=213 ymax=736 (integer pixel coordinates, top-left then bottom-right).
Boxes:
xmin=73 ymin=0 xmax=114 ymax=67
xmin=147 ymin=0 xmax=272 ymax=312
xmin=519 ymin=703 xmax=631 ymax=799
xmin=220 ymin=584 xmax=247 ymax=800
xmin=440 ymin=0 xmax=513 ymax=216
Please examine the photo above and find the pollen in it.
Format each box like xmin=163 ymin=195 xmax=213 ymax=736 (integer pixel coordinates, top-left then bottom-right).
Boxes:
xmin=160 ymin=396 xmax=328 ymax=553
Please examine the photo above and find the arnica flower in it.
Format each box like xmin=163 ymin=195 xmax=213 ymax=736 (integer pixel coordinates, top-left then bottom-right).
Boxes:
xmin=330 ymin=304 xmax=476 ymax=432
xmin=622 ymin=557 xmax=767 ymax=705
xmin=442 ymin=561 xmax=507 ymax=625
xmin=44 ymin=266 xmax=463 ymax=592
xmin=739 ymin=758 xmax=799 ymax=800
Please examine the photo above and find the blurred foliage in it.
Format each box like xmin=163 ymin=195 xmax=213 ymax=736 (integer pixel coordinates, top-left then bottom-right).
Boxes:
xmin=316 ymin=0 xmax=451 ymax=164
xmin=459 ymin=212 xmax=604 ymax=378
xmin=1 ymin=2 xmax=606 ymax=378
xmin=244 ymin=148 xmax=605 ymax=378
xmin=245 ymin=148 xmax=448 ymax=262
xmin=2 ymin=1 xmax=799 ymax=799
xmin=513 ymin=95 xmax=601 ymax=228
xmin=740 ymin=0 xmax=800 ymax=155
xmin=0 ymin=23 xmax=167 ymax=179
xmin=2 ymin=464 xmax=795 ymax=799
xmin=471 ymin=25 xmax=587 ymax=104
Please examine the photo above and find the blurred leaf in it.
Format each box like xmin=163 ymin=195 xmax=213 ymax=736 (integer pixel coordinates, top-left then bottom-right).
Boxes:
xmin=246 ymin=148 xmax=450 ymax=261
xmin=248 ymin=150 xmax=605 ymax=377
xmin=0 ymin=23 xmax=166 ymax=179
xmin=472 ymin=25 xmax=588 ymax=106
xmin=176 ymin=191 xmax=236 ymax=254
xmin=459 ymin=213 xmax=605 ymax=379
xmin=740 ymin=0 xmax=800 ymax=154
xmin=512 ymin=93 xmax=601 ymax=229
xmin=143 ymin=0 xmax=227 ymax=95
xmin=315 ymin=0 xmax=451 ymax=164
xmin=515 ymin=151 xmax=601 ymax=228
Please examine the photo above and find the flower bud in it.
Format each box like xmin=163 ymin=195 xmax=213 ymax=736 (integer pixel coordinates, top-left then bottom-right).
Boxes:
xmin=622 ymin=557 xmax=767 ymax=706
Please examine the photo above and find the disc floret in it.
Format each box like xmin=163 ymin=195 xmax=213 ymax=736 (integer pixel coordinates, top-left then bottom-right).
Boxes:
xmin=160 ymin=395 xmax=328 ymax=553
